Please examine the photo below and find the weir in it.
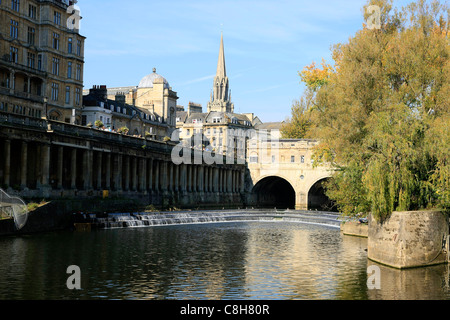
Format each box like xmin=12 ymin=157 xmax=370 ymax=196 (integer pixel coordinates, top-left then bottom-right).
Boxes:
xmin=81 ymin=210 xmax=342 ymax=230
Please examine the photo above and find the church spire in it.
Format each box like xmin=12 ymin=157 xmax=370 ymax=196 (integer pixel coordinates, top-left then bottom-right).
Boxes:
xmin=216 ymin=32 xmax=226 ymax=79
xmin=207 ymin=33 xmax=234 ymax=113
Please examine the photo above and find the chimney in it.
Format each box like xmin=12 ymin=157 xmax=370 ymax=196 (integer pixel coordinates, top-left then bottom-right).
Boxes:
xmin=115 ymin=92 xmax=126 ymax=104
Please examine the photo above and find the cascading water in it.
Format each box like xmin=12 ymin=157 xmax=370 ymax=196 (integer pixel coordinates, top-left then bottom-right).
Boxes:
xmin=85 ymin=210 xmax=342 ymax=230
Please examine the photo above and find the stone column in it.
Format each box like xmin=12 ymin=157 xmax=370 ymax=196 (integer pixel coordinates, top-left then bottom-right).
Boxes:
xmin=82 ymin=149 xmax=91 ymax=190
xmin=174 ymin=164 xmax=179 ymax=192
xmin=113 ymin=154 xmax=121 ymax=191
xmin=96 ymin=152 xmax=103 ymax=190
xmin=131 ymin=157 xmax=137 ymax=191
xmin=168 ymin=163 xmax=173 ymax=192
xmin=124 ymin=156 xmax=130 ymax=191
xmin=204 ymin=166 xmax=209 ymax=193
xmin=240 ymin=169 xmax=245 ymax=193
xmin=154 ymin=160 xmax=160 ymax=192
xmin=160 ymin=161 xmax=168 ymax=192
xmin=227 ymin=169 xmax=232 ymax=193
xmin=147 ymin=158 xmax=153 ymax=192
xmin=213 ymin=168 xmax=219 ymax=193
xmin=118 ymin=154 xmax=123 ymax=191
xmin=105 ymin=153 xmax=111 ymax=190
xmin=192 ymin=166 xmax=197 ymax=192
xmin=20 ymin=141 xmax=28 ymax=189
xmin=180 ymin=164 xmax=187 ymax=192
xmin=187 ymin=165 xmax=192 ymax=192
xmin=41 ymin=143 xmax=50 ymax=188
xmin=3 ymin=140 xmax=10 ymax=188
xmin=70 ymin=148 xmax=77 ymax=189
xmin=56 ymin=146 xmax=63 ymax=190
xmin=198 ymin=166 xmax=204 ymax=192
xmin=140 ymin=158 xmax=147 ymax=192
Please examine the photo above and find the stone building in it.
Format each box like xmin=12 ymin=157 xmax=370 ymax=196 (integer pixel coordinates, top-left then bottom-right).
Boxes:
xmin=83 ymin=68 xmax=178 ymax=139
xmin=0 ymin=0 xmax=85 ymax=123
xmin=176 ymin=34 xmax=259 ymax=156
xmin=82 ymin=85 xmax=170 ymax=140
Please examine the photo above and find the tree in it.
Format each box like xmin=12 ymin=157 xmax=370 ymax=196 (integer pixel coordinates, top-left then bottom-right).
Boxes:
xmin=297 ymin=0 xmax=449 ymax=220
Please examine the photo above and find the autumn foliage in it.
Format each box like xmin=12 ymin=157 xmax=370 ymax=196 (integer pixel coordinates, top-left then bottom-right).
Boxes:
xmin=284 ymin=0 xmax=449 ymax=220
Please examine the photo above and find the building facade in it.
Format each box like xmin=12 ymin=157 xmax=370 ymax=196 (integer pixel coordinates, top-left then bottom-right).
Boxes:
xmin=176 ymin=34 xmax=258 ymax=156
xmin=0 ymin=0 xmax=85 ymax=123
xmin=82 ymin=68 xmax=179 ymax=139
xmin=82 ymin=85 xmax=170 ymax=140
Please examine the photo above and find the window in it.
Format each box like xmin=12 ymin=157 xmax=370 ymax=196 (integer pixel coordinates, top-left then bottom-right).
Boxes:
xmin=65 ymin=86 xmax=71 ymax=104
xmin=52 ymin=57 xmax=60 ymax=75
xmin=67 ymin=62 xmax=72 ymax=78
xmin=10 ymin=20 xmax=18 ymax=39
xmin=37 ymin=54 xmax=42 ymax=70
xmin=75 ymin=88 xmax=81 ymax=105
xmin=11 ymin=0 xmax=20 ymax=12
xmin=10 ymin=46 xmax=18 ymax=63
xmin=27 ymin=27 xmax=35 ymax=45
xmin=272 ymin=155 xmax=276 ymax=163
xmin=213 ymin=117 xmax=222 ymax=123
xmin=68 ymin=38 xmax=73 ymax=54
xmin=28 ymin=4 xmax=36 ymax=19
xmin=291 ymin=156 xmax=295 ymax=163
xmin=54 ymin=11 xmax=61 ymax=25
xmin=27 ymin=52 xmax=35 ymax=68
xmin=53 ymin=33 xmax=60 ymax=50
xmin=249 ymin=155 xmax=258 ymax=163
xmin=76 ymin=40 xmax=82 ymax=56
xmin=51 ymin=83 xmax=59 ymax=101
xmin=301 ymin=155 xmax=305 ymax=164
xmin=76 ymin=64 xmax=81 ymax=80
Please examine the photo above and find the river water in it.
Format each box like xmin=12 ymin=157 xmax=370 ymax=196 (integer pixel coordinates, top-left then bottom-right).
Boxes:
xmin=0 ymin=211 xmax=449 ymax=300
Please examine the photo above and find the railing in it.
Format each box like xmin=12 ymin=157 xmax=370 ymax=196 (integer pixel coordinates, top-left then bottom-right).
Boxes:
xmin=0 ymin=112 xmax=247 ymax=165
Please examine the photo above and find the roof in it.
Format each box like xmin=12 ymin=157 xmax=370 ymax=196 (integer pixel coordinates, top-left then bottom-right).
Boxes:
xmin=138 ymin=68 xmax=170 ymax=89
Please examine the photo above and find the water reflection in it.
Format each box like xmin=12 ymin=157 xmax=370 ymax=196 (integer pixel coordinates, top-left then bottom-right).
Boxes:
xmin=0 ymin=221 xmax=448 ymax=300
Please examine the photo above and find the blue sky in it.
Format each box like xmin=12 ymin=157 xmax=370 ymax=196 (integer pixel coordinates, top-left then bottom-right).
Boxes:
xmin=80 ymin=0 xmax=413 ymax=123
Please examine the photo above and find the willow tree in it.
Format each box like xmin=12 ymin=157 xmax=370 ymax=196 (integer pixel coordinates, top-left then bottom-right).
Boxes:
xmin=293 ymin=0 xmax=449 ymax=220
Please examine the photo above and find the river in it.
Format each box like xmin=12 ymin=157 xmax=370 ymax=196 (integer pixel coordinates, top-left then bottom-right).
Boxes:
xmin=0 ymin=211 xmax=449 ymax=300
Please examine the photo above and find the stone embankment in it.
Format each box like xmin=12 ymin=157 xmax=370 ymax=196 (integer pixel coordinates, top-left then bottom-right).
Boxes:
xmin=368 ymin=210 xmax=449 ymax=269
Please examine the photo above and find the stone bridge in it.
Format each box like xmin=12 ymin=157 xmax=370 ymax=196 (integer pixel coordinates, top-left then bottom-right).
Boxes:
xmin=245 ymin=139 xmax=335 ymax=211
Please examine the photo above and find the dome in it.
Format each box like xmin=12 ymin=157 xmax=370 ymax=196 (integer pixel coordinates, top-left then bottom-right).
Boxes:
xmin=138 ymin=68 xmax=170 ymax=89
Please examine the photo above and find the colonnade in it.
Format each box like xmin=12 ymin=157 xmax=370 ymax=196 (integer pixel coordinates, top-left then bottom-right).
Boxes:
xmin=0 ymin=137 xmax=245 ymax=202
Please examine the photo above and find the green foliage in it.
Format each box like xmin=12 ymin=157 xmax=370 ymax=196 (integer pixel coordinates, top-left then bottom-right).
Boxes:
xmin=294 ymin=0 xmax=450 ymax=220
xmin=95 ymin=120 xmax=104 ymax=128
xmin=281 ymin=99 xmax=312 ymax=139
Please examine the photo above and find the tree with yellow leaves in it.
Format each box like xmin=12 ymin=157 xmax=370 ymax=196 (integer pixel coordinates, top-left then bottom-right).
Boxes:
xmin=287 ymin=0 xmax=449 ymax=220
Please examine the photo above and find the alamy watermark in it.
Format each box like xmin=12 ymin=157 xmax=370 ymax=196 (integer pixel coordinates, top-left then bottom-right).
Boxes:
xmin=367 ymin=265 xmax=381 ymax=290
xmin=66 ymin=1 xmax=82 ymax=31
xmin=366 ymin=5 xmax=381 ymax=30
xmin=66 ymin=265 xmax=81 ymax=290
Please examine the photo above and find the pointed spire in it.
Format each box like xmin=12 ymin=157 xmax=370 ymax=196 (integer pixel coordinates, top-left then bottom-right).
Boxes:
xmin=216 ymin=32 xmax=226 ymax=79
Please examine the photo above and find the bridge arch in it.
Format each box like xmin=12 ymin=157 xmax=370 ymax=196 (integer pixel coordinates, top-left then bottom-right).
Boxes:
xmin=251 ymin=175 xmax=296 ymax=209
xmin=306 ymin=176 xmax=336 ymax=211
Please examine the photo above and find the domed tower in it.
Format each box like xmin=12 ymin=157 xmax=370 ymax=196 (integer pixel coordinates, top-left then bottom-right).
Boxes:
xmin=207 ymin=34 xmax=234 ymax=113
xmin=134 ymin=68 xmax=178 ymax=129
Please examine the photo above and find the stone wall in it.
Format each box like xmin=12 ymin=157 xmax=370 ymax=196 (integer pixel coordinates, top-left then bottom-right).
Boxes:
xmin=368 ymin=211 xmax=449 ymax=269
xmin=341 ymin=221 xmax=368 ymax=238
